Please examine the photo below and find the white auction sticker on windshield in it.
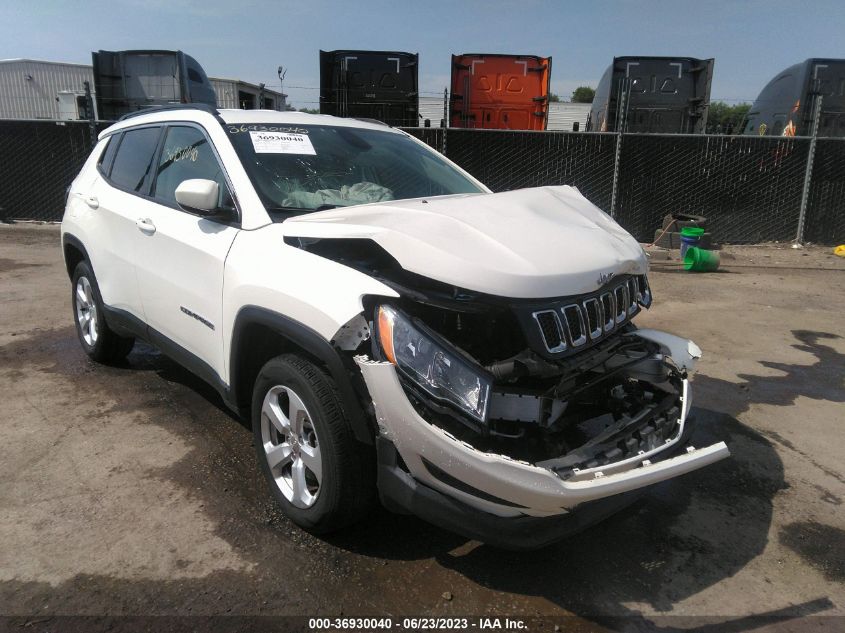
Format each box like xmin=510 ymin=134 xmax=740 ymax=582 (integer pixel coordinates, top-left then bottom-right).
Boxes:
xmin=249 ymin=131 xmax=316 ymax=155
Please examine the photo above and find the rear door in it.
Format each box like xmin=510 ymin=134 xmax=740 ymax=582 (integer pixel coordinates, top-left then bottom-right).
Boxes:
xmin=451 ymin=55 xmax=551 ymax=130
xmin=133 ymin=123 xmax=239 ymax=378
xmin=624 ymin=59 xmax=694 ymax=132
xmin=341 ymin=52 xmax=419 ymax=126
xmin=89 ymin=125 xmax=162 ymax=319
xmin=621 ymin=58 xmax=713 ymax=133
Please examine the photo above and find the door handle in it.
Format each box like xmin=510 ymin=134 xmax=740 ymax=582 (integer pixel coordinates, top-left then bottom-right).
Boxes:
xmin=85 ymin=195 xmax=99 ymax=209
xmin=136 ymin=218 xmax=156 ymax=234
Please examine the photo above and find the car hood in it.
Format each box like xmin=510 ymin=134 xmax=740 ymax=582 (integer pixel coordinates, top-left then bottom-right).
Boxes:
xmin=281 ymin=186 xmax=647 ymax=299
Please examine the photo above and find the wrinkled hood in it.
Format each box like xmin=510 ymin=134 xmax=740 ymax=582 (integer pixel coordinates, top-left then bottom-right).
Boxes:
xmin=282 ymin=186 xmax=647 ymax=299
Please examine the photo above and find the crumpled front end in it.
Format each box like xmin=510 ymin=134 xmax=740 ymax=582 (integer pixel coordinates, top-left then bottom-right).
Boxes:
xmin=302 ymin=200 xmax=730 ymax=544
xmin=355 ymin=333 xmax=728 ymax=519
xmin=343 ymin=274 xmax=729 ymax=540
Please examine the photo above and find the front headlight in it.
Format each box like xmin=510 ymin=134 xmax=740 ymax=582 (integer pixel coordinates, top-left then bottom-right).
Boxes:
xmin=377 ymin=305 xmax=491 ymax=422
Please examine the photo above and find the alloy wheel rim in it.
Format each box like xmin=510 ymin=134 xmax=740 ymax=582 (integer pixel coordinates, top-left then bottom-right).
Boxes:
xmin=75 ymin=276 xmax=98 ymax=346
xmin=260 ymin=385 xmax=322 ymax=509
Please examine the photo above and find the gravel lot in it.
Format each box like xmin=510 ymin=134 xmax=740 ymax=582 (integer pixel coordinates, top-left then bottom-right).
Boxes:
xmin=1 ymin=224 xmax=844 ymax=628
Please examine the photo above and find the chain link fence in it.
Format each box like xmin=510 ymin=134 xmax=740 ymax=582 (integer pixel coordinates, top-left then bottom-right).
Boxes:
xmin=614 ymin=134 xmax=810 ymax=242
xmin=1 ymin=119 xmax=843 ymax=244
xmin=803 ymin=138 xmax=845 ymax=245
xmin=408 ymin=128 xmax=843 ymax=245
xmin=403 ymin=127 xmax=445 ymax=154
xmin=442 ymin=129 xmax=617 ymax=212
xmin=0 ymin=120 xmax=101 ymax=222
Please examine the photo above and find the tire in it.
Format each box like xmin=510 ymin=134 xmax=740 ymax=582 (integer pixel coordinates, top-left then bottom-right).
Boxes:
xmin=252 ymin=354 xmax=375 ymax=533
xmin=71 ymin=261 xmax=135 ymax=363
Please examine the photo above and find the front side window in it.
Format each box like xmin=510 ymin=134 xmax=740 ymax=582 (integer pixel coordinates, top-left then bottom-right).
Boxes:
xmin=152 ymin=126 xmax=231 ymax=208
xmin=109 ymin=127 xmax=160 ymax=193
xmin=226 ymin=123 xmax=484 ymax=214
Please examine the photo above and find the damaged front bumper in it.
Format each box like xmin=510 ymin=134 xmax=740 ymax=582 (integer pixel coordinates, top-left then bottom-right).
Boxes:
xmin=355 ymin=354 xmax=729 ymax=542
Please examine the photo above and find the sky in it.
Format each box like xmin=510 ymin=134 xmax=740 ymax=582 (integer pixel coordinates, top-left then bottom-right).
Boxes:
xmin=2 ymin=0 xmax=845 ymax=109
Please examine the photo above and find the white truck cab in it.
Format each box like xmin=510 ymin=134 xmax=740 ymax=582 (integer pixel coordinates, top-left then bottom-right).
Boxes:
xmin=61 ymin=105 xmax=728 ymax=548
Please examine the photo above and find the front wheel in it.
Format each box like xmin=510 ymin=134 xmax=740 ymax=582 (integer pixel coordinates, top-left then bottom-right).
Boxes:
xmin=71 ymin=261 xmax=135 ymax=363
xmin=252 ymin=354 xmax=375 ymax=533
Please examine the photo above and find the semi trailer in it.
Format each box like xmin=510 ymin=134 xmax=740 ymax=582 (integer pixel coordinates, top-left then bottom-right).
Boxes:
xmin=587 ymin=56 xmax=714 ymax=134
xmin=319 ymin=50 xmax=419 ymax=127
xmin=450 ymin=54 xmax=552 ymax=130
xmin=92 ymin=50 xmax=216 ymax=121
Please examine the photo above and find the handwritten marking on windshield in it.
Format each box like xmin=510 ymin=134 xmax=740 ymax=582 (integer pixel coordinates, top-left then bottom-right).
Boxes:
xmin=228 ymin=124 xmax=310 ymax=135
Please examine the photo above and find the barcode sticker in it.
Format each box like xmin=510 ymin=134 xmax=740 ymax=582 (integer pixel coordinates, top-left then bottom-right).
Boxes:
xmin=249 ymin=131 xmax=316 ymax=155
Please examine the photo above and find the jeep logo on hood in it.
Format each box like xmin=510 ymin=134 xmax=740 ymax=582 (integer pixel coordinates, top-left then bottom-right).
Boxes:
xmin=598 ymin=272 xmax=615 ymax=286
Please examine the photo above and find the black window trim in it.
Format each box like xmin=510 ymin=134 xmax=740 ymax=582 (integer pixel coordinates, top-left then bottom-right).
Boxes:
xmin=98 ymin=120 xmax=242 ymax=228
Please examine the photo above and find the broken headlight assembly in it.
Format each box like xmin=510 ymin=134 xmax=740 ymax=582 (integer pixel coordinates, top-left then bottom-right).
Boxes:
xmin=376 ymin=305 xmax=492 ymax=422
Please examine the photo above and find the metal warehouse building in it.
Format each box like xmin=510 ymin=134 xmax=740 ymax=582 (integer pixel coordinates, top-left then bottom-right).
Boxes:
xmin=0 ymin=59 xmax=96 ymax=120
xmin=208 ymin=77 xmax=287 ymax=111
xmin=0 ymin=58 xmax=287 ymax=120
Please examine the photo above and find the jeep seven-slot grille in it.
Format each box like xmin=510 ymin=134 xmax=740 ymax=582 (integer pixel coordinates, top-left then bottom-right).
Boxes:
xmin=532 ymin=275 xmax=651 ymax=354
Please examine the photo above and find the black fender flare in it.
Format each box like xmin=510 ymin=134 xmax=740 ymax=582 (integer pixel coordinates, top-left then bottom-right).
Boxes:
xmin=61 ymin=233 xmax=92 ymax=278
xmin=229 ymin=306 xmax=374 ymax=444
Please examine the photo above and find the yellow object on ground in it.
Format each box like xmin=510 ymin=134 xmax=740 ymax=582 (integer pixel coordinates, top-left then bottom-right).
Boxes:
xmin=835 ymin=245 xmax=845 ymax=257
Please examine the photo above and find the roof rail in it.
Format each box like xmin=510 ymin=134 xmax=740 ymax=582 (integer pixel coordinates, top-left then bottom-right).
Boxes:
xmin=117 ymin=103 xmax=219 ymax=122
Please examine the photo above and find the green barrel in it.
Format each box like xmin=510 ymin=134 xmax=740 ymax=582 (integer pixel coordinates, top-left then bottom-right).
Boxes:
xmin=679 ymin=226 xmax=705 ymax=258
xmin=683 ymin=246 xmax=720 ymax=272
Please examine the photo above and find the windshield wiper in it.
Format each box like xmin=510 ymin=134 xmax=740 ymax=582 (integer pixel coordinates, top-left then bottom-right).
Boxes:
xmin=267 ymin=206 xmax=309 ymax=213
xmin=266 ymin=203 xmax=345 ymax=216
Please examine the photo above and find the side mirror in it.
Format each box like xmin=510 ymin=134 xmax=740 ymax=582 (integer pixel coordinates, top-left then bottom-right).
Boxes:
xmin=175 ymin=179 xmax=221 ymax=215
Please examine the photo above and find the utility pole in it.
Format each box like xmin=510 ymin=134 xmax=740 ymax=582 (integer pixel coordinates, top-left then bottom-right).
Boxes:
xmin=83 ymin=81 xmax=96 ymax=149
xmin=277 ymin=66 xmax=287 ymax=110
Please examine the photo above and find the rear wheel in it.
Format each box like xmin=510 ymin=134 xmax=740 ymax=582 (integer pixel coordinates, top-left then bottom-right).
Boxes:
xmin=71 ymin=261 xmax=135 ymax=363
xmin=252 ymin=354 xmax=374 ymax=533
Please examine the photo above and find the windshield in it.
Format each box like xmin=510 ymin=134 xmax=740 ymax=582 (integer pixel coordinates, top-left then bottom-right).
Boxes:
xmin=226 ymin=123 xmax=484 ymax=213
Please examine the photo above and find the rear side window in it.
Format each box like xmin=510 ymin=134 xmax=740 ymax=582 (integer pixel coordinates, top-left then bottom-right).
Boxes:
xmin=109 ymin=127 xmax=161 ymax=193
xmin=97 ymin=134 xmax=120 ymax=176
xmin=152 ymin=126 xmax=231 ymax=208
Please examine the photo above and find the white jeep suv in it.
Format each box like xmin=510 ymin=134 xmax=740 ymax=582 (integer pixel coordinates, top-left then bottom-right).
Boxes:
xmin=61 ymin=106 xmax=729 ymax=548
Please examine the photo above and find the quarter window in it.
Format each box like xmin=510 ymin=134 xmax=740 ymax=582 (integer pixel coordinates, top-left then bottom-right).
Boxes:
xmin=152 ymin=126 xmax=231 ymax=208
xmin=109 ymin=127 xmax=161 ymax=193
xmin=97 ymin=134 xmax=120 ymax=176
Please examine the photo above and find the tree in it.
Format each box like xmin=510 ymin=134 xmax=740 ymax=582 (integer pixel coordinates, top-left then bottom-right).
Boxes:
xmin=706 ymin=101 xmax=751 ymax=134
xmin=571 ymin=86 xmax=596 ymax=103
xmin=548 ymin=93 xmax=561 ymax=103
xmin=298 ymin=107 xmax=320 ymax=114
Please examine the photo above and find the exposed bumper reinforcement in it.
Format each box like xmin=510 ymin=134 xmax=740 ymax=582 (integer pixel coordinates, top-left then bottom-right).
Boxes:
xmin=376 ymin=436 xmax=642 ymax=550
xmin=356 ymin=356 xmax=730 ymax=517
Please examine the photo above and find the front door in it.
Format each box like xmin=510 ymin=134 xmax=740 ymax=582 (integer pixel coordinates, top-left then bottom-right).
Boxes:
xmin=133 ymin=124 xmax=239 ymax=380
